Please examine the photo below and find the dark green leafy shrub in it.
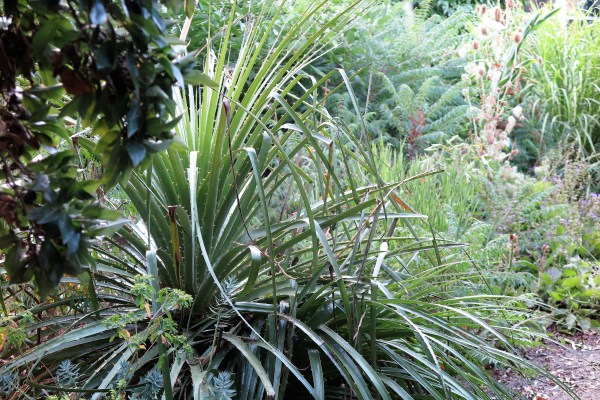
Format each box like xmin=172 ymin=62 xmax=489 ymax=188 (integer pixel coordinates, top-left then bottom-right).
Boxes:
xmin=0 ymin=0 xmax=209 ymax=296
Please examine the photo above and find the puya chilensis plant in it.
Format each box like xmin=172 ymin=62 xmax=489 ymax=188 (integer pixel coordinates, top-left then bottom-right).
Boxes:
xmin=0 ymin=0 xmax=387 ymax=397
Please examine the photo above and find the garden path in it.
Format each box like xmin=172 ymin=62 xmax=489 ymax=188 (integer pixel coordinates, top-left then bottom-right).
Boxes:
xmin=498 ymin=330 xmax=600 ymax=400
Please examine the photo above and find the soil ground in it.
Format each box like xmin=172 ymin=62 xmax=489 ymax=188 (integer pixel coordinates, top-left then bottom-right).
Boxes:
xmin=496 ymin=330 xmax=600 ymax=400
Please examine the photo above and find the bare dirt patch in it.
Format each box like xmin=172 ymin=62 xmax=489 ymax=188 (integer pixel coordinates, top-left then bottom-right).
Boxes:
xmin=496 ymin=330 xmax=600 ymax=400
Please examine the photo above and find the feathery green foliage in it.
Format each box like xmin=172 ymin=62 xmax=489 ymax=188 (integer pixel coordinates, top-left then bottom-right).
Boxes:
xmin=329 ymin=2 xmax=473 ymax=150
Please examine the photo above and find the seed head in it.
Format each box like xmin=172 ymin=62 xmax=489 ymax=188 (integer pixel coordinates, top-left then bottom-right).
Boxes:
xmin=494 ymin=7 xmax=502 ymax=22
xmin=513 ymin=33 xmax=522 ymax=43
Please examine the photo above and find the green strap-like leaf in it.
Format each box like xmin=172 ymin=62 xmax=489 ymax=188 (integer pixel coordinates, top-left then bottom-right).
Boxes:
xmin=222 ymin=333 xmax=276 ymax=398
xmin=308 ymin=350 xmax=325 ymax=400
xmin=320 ymin=325 xmax=393 ymax=400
